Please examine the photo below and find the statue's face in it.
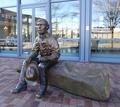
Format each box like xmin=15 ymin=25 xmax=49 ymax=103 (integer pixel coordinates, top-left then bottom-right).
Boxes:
xmin=36 ymin=19 xmax=48 ymax=34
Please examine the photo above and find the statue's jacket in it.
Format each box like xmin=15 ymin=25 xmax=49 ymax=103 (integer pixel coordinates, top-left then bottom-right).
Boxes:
xmin=31 ymin=33 xmax=60 ymax=62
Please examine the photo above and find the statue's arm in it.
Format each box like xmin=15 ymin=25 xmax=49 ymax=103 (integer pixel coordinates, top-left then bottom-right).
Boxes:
xmin=25 ymin=37 xmax=39 ymax=63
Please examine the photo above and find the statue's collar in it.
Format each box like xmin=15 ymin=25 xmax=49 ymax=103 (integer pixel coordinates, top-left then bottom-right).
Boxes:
xmin=38 ymin=32 xmax=49 ymax=40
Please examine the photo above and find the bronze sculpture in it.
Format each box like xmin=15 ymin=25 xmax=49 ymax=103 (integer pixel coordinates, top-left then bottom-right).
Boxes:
xmin=11 ymin=18 xmax=60 ymax=98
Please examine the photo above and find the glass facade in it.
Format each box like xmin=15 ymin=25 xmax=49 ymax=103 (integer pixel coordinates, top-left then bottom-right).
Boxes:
xmin=91 ymin=0 xmax=120 ymax=55
xmin=51 ymin=1 xmax=80 ymax=56
xmin=0 ymin=0 xmax=119 ymax=63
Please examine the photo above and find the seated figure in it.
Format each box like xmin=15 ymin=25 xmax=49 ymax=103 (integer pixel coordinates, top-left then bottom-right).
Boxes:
xmin=11 ymin=18 xmax=60 ymax=99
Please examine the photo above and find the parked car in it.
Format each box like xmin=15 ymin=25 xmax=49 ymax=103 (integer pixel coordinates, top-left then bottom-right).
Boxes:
xmin=5 ymin=36 xmax=17 ymax=46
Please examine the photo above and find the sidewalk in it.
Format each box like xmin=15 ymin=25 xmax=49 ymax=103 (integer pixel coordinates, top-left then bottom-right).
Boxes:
xmin=0 ymin=57 xmax=120 ymax=107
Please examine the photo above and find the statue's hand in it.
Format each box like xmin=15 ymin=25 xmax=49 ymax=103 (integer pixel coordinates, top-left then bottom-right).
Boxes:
xmin=25 ymin=51 xmax=38 ymax=64
xmin=40 ymin=42 xmax=52 ymax=56
xmin=25 ymin=57 xmax=31 ymax=64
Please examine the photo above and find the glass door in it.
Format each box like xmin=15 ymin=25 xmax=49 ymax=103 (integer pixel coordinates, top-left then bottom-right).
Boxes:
xmin=21 ymin=5 xmax=47 ymax=57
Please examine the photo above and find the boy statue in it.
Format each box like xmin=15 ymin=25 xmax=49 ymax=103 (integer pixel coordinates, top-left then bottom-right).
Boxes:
xmin=11 ymin=18 xmax=60 ymax=98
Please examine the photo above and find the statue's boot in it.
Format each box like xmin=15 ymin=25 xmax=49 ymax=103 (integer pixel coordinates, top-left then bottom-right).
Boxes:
xmin=36 ymin=84 xmax=47 ymax=98
xmin=36 ymin=64 xmax=47 ymax=98
xmin=11 ymin=81 xmax=27 ymax=94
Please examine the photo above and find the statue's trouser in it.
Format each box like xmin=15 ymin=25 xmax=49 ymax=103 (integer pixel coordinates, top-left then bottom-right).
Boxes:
xmin=38 ymin=63 xmax=47 ymax=95
xmin=19 ymin=57 xmax=57 ymax=95
xmin=38 ymin=60 xmax=57 ymax=95
xmin=19 ymin=60 xmax=28 ymax=83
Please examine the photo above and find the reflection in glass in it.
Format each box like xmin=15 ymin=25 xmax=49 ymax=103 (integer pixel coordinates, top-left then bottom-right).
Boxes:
xmin=21 ymin=0 xmax=47 ymax=5
xmin=51 ymin=1 xmax=80 ymax=56
xmin=0 ymin=7 xmax=17 ymax=54
xmin=91 ymin=0 xmax=120 ymax=55
xmin=22 ymin=9 xmax=32 ymax=56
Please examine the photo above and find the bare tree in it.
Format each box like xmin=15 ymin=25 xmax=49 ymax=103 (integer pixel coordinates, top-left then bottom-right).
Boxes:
xmin=94 ymin=0 xmax=120 ymax=48
xmin=51 ymin=4 xmax=61 ymax=38
xmin=60 ymin=14 xmax=68 ymax=37
xmin=70 ymin=12 xmax=79 ymax=38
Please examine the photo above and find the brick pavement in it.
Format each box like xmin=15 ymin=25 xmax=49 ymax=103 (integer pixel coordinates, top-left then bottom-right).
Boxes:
xmin=0 ymin=57 xmax=120 ymax=107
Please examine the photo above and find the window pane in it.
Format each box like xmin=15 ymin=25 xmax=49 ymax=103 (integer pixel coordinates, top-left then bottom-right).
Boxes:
xmin=0 ymin=7 xmax=17 ymax=54
xmin=0 ymin=0 xmax=17 ymax=7
xmin=22 ymin=9 xmax=32 ymax=55
xmin=51 ymin=1 xmax=80 ymax=56
xmin=21 ymin=0 xmax=47 ymax=5
xmin=91 ymin=0 xmax=120 ymax=55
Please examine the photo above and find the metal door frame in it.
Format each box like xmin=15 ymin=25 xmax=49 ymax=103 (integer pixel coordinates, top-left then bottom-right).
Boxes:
xmin=19 ymin=3 xmax=50 ymax=57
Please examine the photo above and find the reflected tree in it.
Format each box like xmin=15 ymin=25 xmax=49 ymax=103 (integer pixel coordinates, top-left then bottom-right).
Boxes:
xmin=94 ymin=0 xmax=120 ymax=48
xmin=60 ymin=14 xmax=68 ymax=38
xmin=70 ymin=12 xmax=79 ymax=38
xmin=51 ymin=4 xmax=61 ymax=38
xmin=52 ymin=4 xmax=70 ymax=38
xmin=69 ymin=2 xmax=79 ymax=38
xmin=52 ymin=1 xmax=79 ymax=39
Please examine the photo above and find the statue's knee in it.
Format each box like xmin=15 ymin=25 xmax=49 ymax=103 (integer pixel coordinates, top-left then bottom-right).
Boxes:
xmin=22 ymin=60 xmax=27 ymax=65
xmin=38 ymin=63 xmax=45 ymax=68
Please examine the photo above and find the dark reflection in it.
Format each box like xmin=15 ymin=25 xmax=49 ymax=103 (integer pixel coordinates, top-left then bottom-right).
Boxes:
xmin=0 ymin=7 xmax=17 ymax=53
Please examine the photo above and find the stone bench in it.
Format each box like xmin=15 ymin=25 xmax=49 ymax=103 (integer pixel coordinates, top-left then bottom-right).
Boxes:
xmin=17 ymin=60 xmax=110 ymax=101
xmin=47 ymin=61 xmax=110 ymax=101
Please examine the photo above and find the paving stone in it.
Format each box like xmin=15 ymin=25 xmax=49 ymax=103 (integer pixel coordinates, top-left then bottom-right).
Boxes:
xmin=84 ymin=100 xmax=93 ymax=107
xmin=107 ymin=103 xmax=115 ymax=107
xmin=38 ymin=101 xmax=46 ymax=107
xmin=69 ymin=98 xmax=77 ymax=105
xmin=92 ymin=101 xmax=100 ymax=107
xmin=62 ymin=97 xmax=70 ymax=104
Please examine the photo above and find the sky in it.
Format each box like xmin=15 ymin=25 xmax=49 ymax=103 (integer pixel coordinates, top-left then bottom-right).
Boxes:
xmin=0 ymin=0 xmax=48 ymax=7
xmin=0 ymin=0 xmax=16 ymax=7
